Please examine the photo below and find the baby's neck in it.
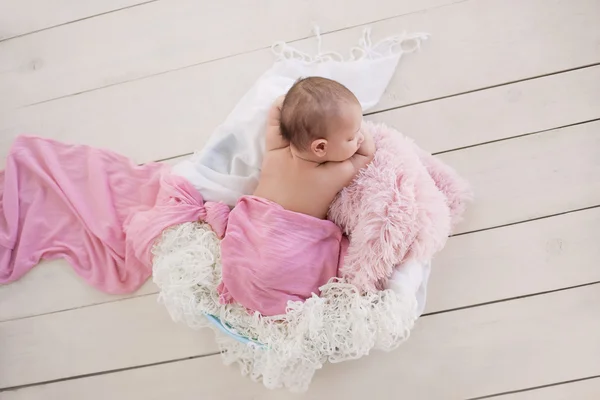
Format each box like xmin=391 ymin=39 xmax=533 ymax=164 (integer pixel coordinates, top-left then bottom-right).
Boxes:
xmin=289 ymin=147 xmax=325 ymax=167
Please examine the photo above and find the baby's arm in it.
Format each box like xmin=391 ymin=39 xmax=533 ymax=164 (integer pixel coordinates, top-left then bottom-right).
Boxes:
xmin=349 ymin=129 xmax=375 ymax=172
xmin=327 ymin=131 xmax=376 ymax=191
xmin=265 ymin=96 xmax=288 ymax=151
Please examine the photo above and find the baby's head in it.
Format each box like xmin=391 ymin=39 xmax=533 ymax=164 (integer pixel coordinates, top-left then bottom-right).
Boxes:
xmin=280 ymin=77 xmax=364 ymax=162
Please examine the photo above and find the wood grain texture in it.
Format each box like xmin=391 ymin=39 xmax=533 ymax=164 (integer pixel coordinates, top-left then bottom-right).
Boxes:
xmin=368 ymin=65 xmax=600 ymax=154
xmin=444 ymin=121 xmax=600 ymax=234
xmin=2 ymin=285 xmax=599 ymax=399
xmin=0 ymin=0 xmax=458 ymax=109
xmin=0 ymin=260 xmax=157 ymax=322
xmin=492 ymin=378 xmax=600 ymax=400
xmin=0 ymin=295 xmax=217 ymax=389
xmin=1 ymin=0 xmax=599 ymax=163
xmin=0 ymin=0 xmax=152 ymax=40
xmin=290 ymin=0 xmax=600 ymax=112
xmin=2 ymin=43 xmax=600 ymax=171
xmin=425 ymin=207 xmax=600 ymax=313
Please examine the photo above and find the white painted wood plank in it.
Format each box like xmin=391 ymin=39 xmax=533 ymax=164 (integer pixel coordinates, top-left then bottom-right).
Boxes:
xmin=493 ymin=378 xmax=600 ymax=400
xmin=291 ymin=0 xmax=600 ymax=113
xmin=368 ymin=66 xmax=600 ymax=154
xmin=2 ymin=40 xmax=599 ymax=172
xmin=0 ymin=46 xmax=267 ymax=164
xmin=425 ymin=207 xmax=600 ymax=313
xmin=2 ymin=285 xmax=599 ymax=399
xmin=444 ymin=121 xmax=600 ymax=234
xmin=0 ymin=260 xmax=157 ymax=322
xmin=0 ymin=0 xmax=459 ymax=109
xmin=0 ymin=295 xmax=217 ymax=389
xmin=0 ymin=0 xmax=152 ymax=41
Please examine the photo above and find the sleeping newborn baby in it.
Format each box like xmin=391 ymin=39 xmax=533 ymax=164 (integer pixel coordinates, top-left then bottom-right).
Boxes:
xmin=217 ymin=77 xmax=375 ymax=316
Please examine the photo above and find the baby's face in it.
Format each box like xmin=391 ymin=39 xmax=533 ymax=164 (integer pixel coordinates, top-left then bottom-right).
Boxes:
xmin=325 ymin=103 xmax=364 ymax=162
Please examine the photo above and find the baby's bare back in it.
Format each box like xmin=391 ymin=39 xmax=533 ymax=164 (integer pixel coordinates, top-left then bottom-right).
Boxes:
xmin=254 ymin=148 xmax=353 ymax=219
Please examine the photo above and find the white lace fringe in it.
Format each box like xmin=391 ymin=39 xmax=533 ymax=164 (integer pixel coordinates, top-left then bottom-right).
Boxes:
xmin=271 ymin=25 xmax=429 ymax=63
xmin=152 ymin=222 xmax=419 ymax=392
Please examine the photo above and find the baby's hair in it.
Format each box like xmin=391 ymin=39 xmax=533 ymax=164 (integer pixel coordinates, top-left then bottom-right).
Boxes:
xmin=280 ymin=77 xmax=360 ymax=150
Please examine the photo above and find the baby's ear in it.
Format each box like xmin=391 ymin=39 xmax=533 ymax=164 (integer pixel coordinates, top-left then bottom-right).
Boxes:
xmin=311 ymin=139 xmax=328 ymax=158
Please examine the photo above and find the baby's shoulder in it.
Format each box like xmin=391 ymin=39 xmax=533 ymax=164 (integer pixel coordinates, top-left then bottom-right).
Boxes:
xmin=321 ymin=158 xmax=354 ymax=174
xmin=320 ymin=159 xmax=356 ymax=186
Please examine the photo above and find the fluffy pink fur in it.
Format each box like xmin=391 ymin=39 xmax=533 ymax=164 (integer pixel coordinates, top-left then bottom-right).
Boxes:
xmin=328 ymin=122 xmax=472 ymax=292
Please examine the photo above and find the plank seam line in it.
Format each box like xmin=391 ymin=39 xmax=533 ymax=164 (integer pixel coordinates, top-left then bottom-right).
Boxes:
xmin=434 ymin=118 xmax=600 ymax=155
xmin=368 ymin=62 xmax=600 ymax=116
xmin=22 ymin=61 xmax=600 ymax=111
xmin=0 ymin=291 xmax=157 ymax=323
xmin=0 ymin=351 xmax=221 ymax=393
xmin=2 ymin=0 xmax=470 ymax=44
xmin=0 ymin=1 xmax=161 ymax=43
xmin=452 ymin=205 xmax=600 ymax=238
xmin=17 ymin=0 xmax=471 ymax=108
xmin=157 ymin=152 xmax=193 ymax=163
xmin=156 ymin=115 xmax=600 ymax=164
xmin=422 ymin=280 xmax=600 ymax=317
xmin=2 ymin=206 xmax=598 ymax=324
xmin=467 ymin=374 xmax=600 ymax=399
xmin=3 ymin=282 xmax=599 ymax=393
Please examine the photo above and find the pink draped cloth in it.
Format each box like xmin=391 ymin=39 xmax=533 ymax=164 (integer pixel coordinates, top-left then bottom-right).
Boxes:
xmin=0 ymin=128 xmax=470 ymax=309
xmin=0 ymin=136 xmax=229 ymax=293
xmin=218 ymin=196 xmax=347 ymax=316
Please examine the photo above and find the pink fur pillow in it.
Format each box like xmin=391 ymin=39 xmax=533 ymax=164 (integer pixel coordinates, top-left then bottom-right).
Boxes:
xmin=328 ymin=122 xmax=471 ymax=292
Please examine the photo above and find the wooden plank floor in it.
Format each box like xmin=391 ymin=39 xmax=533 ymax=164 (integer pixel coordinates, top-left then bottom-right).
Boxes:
xmin=1 ymin=0 xmax=599 ymax=399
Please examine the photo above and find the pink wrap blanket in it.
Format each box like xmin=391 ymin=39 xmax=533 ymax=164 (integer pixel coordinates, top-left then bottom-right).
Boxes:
xmin=218 ymin=196 xmax=347 ymax=316
xmin=1 ymin=124 xmax=469 ymax=305
xmin=0 ymin=136 xmax=228 ymax=293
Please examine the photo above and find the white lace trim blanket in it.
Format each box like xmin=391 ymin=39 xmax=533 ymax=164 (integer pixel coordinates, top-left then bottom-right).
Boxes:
xmin=153 ymin=222 xmax=421 ymax=393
